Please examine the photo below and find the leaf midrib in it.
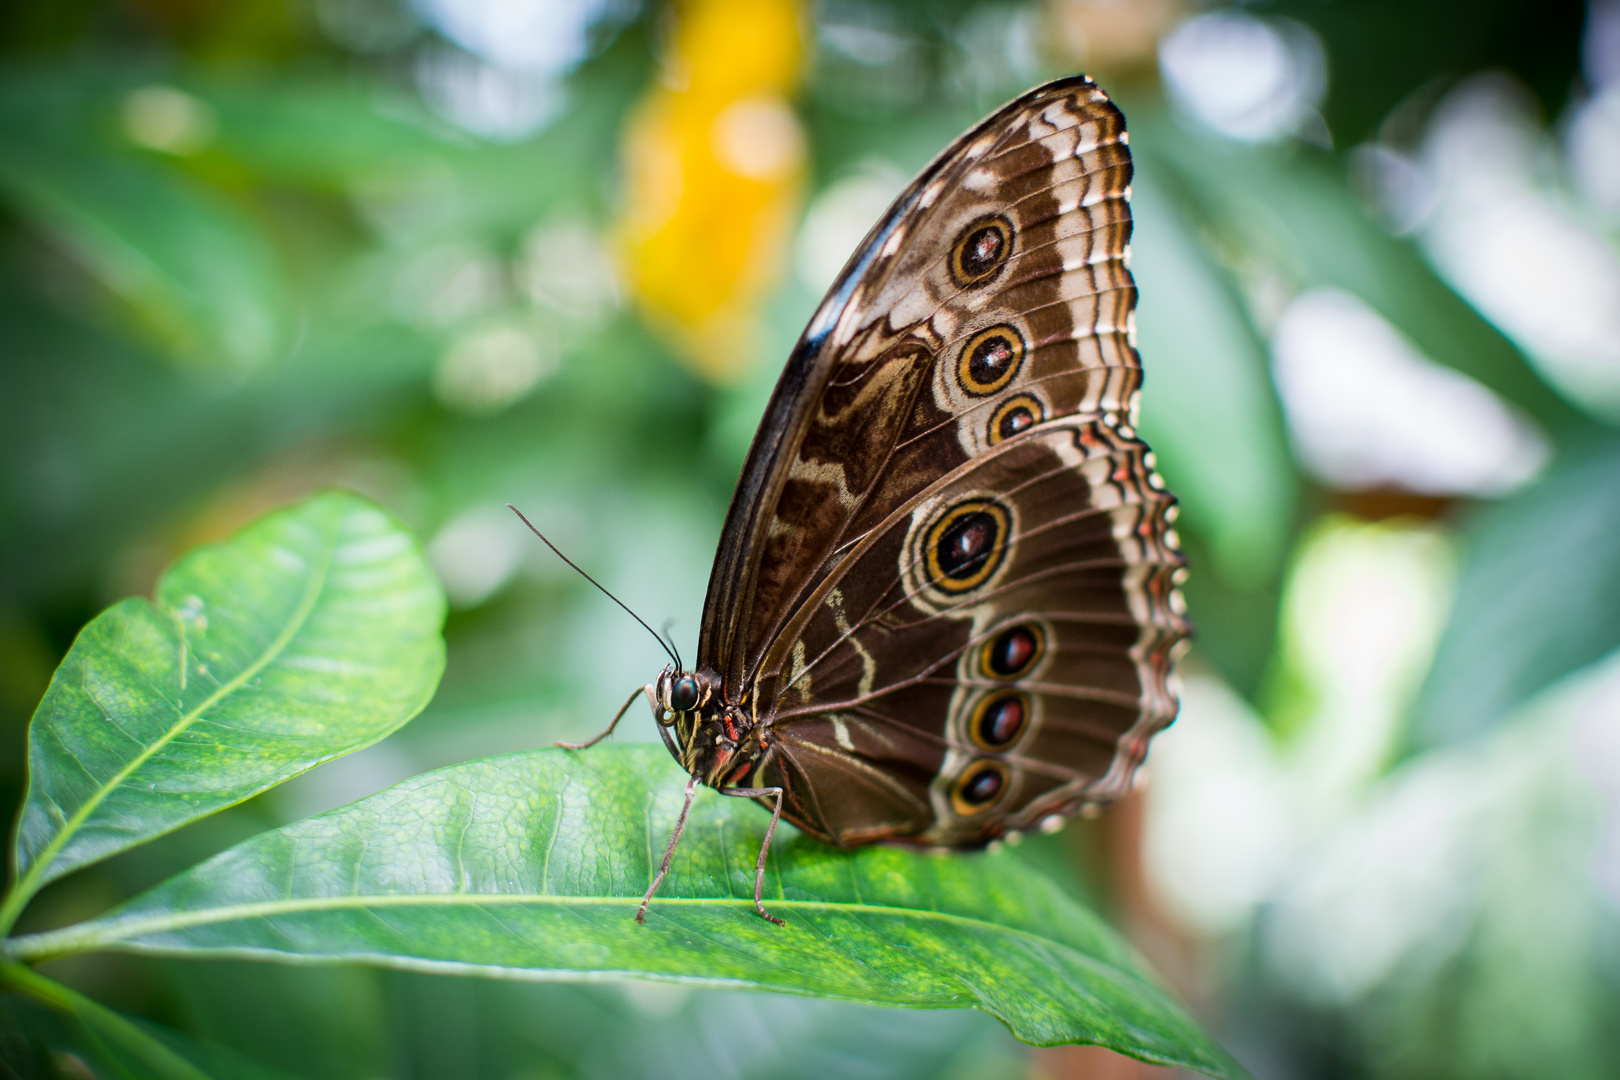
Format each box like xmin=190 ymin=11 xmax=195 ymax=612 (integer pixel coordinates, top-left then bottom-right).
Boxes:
xmin=4 ymin=890 xmax=1140 ymax=983
xmin=1 ymin=524 xmax=339 ymax=932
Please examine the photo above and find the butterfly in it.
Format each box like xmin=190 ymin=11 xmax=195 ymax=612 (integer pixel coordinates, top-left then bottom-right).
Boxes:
xmin=527 ymin=74 xmax=1189 ymax=925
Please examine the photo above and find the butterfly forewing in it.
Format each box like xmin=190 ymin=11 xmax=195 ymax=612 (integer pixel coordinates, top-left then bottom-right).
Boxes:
xmin=700 ymin=78 xmax=1140 ymax=686
xmin=694 ymin=75 xmax=1188 ymax=850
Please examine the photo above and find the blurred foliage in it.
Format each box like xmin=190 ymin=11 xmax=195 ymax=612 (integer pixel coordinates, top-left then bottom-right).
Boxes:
xmin=1 ymin=0 xmax=1618 ymax=1077
xmin=2 ymin=960 xmax=294 ymax=1080
xmin=1267 ymin=0 xmax=1587 ymax=144
xmin=1409 ymin=436 xmax=1620 ymax=750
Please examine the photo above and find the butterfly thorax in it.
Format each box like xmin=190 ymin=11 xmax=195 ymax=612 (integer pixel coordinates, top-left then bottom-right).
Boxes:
xmin=653 ymin=666 xmax=761 ymax=787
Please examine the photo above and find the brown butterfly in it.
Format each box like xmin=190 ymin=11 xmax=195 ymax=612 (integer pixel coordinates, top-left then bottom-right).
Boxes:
xmin=519 ymin=74 xmax=1189 ymax=925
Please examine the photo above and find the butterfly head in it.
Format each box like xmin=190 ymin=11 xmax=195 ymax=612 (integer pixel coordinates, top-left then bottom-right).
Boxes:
xmin=651 ymin=666 xmax=759 ymax=785
xmin=653 ymin=666 xmax=717 ymax=717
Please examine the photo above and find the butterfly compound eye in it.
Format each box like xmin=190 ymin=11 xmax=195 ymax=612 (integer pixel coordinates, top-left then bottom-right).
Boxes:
xmin=669 ymin=676 xmax=700 ymax=713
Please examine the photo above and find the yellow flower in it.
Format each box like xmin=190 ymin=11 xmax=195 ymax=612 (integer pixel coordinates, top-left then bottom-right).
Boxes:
xmin=618 ymin=0 xmax=807 ymax=382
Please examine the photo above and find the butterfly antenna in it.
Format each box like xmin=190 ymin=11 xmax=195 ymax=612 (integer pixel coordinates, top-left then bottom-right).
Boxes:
xmin=506 ymin=504 xmax=681 ymax=670
xmin=658 ymin=618 xmax=683 ymax=673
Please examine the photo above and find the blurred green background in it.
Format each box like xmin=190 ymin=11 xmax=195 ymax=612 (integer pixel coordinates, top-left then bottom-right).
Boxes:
xmin=3 ymin=0 xmax=1618 ymax=1076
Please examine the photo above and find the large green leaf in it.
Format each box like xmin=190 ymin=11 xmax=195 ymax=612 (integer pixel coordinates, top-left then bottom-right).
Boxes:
xmin=5 ymin=746 xmax=1245 ymax=1079
xmin=1 ymin=491 xmax=446 ymax=934
xmin=1408 ymin=435 xmax=1620 ymax=749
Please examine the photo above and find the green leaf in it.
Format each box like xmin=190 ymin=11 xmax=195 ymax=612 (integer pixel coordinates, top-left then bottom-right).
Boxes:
xmin=1409 ymin=435 xmax=1620 ymax=750
xmin=0 ymin=961 xmax=292 ymax=1080
xmin=2 ymin=491 xmax=446 ymax=934
xmin=6 ymin=746 xmax=1245 ymax=1080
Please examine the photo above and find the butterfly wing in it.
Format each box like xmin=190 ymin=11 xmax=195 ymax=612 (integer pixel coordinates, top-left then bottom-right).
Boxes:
xmin=749 ymin=414 xmax=1184 ymax=846
xmin=697 ymin=75 xmax=1188 ymax=846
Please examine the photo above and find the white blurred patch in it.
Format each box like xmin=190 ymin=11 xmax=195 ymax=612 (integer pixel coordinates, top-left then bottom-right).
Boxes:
xmin=1279 ymin=519 xmax=1453 ymax=828
xmin=393 ymin=242 xmax=507 ymax=328
xmin=1265 ymin=648 xmax=1620 ymax=1005
xmin=1586 ymin=0 xmax=1620 ymax=90
xmin=433 ymin=318 xmax=557 ymax=415
xmin=1265 ymin=746 xmax=1490 ymax=1003
xmin=1146 ymin=519 xmax=1456 ymax=939
xmin=1567 ymin=86 xmax=1620 ymax=214
xmin=411 ymin=0 xmax=615 ymax=77
xmin=1573 ymin=666 xmax=1620 ymax=908
xmin=428 ymin=503 xmax=530 ymax=607
xmin=517 ymin=218 xmax=620 ymax=323
xmin=415 ymin=46 xmax=565 ymax=140
xmin=620 ymin=981 xmax=692 ymax=1018
xmin=711 ymin=96 xmax=806 ymax=181
xmin=795 ymin=163 xmax=906 ymax=293
xmin=1158 ymin=11 xmax=1327 ymax=144
xmin=813 ymin=4 xmax=929 ymax=113
xmin=408 ymin=0 xmax=629 ymax=138
xmin=1143 ymin=675 xmax=1294 ymax=936
xmin=1140 ymin=521 xmax=1458 ymax=939
xmin=121 ymin=86 xmax=215 ymax=155
xmin=1271 ymin=288 xmax=1548 ymax=495
xmin=1409 ymin=76 xmax=1620 ymax=418
xmin=819 ymin=6 xmax=915 ymax=66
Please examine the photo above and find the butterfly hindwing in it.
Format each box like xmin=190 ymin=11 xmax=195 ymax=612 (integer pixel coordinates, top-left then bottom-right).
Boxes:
xmin=750 ymin=415 xmax=1185 ymax=846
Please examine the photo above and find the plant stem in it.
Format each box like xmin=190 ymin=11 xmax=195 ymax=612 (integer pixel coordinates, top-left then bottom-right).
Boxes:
xmin=0 ymin=873 xmax=41 ymax=939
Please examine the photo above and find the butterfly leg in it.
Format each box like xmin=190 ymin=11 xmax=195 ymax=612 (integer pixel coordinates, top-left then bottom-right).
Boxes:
xmin=557 ymin=684 xmax=655 ymax=750
xmin=636 ymin=772 xmax=700 ymax=924
xmin=720 ymin=786 xmax=786 ymax=925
